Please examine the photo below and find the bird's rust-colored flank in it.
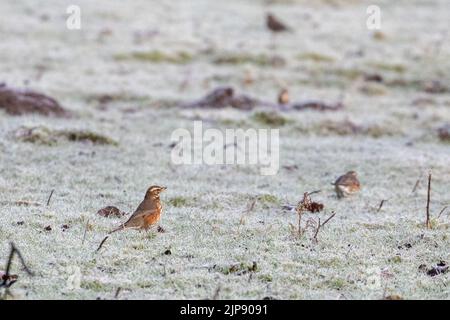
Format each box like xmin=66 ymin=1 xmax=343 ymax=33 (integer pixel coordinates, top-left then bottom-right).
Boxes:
xmin=278 ymin=89 xmax=290 ymax=105
xmin=333 ymin=171 xmax=360 ymax=198
xmin=266 ymin=13 xmax=290 ymax=33
xmin=110 ymin=185 xmax=166 ymax=233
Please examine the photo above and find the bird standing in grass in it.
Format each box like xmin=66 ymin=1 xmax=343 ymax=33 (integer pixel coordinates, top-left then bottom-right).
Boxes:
xmin=333 ymin=171 xmax=360 ymax=198
xmin=278 ymin=88 xmax=290 ymax=105
xmin=266 ymin=13 xmax=291 ymax=33
xmin=110 ymin=186 xmax=166 ymax=233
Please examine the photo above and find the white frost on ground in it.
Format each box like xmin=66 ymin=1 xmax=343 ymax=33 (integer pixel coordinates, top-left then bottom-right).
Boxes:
xmin=0 ymin=0 xmax=449 ymax=299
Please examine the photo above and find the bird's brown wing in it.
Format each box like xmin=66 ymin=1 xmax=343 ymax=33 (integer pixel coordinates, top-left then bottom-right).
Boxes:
xmin=124 ymin=208 xmax=159 ymax=228
xmin=336 ymin=175 xmax=359 ymax=187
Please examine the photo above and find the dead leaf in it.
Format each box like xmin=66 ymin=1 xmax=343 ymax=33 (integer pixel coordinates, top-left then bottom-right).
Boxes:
xmin=296 ymin=192 xmax=324 ymax=214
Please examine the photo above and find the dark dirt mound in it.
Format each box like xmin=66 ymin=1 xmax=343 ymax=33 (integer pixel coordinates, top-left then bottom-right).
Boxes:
xmin=0 ymin=84 xmax=68 ymax=116
xmin=438 ymin=124 xmax=450 ymax=142
xmin=97 ymin=206 xmax=127 ymax=218
xmin=183 ymin=86 xmax=343 ymax=112
xmin=183 ymin=87 xmax=261 ymax=110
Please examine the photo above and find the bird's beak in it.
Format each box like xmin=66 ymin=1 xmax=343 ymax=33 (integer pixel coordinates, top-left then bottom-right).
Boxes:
xmin=161 ymin=186 xmax=167 ymax=191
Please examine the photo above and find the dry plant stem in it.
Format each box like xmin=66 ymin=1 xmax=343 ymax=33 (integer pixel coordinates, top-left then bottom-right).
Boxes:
xmin=313 ymin=212 xmax=337 ymax=243
xmin=377 ymin=199 xmax=387 ymax=212
xmin=46 ymin=189 xmax=55 ymax=206
xmin=412 ymin=178 xmax=421 ymax=193
xmin=426 ymin=173 xmax=432 ymax=229
xmin=82 ymin=220 xmax=89 ymax=245
xmin=295 ymin=191 xmax=321 ymax=237
xmin=1 ymin=243 xmax=33 ymax=288
xmin=212 ymin=285 xmax=221 ymax=300
xmin=239 ymin=198 xmax=257 ymax=225
xmin=96 ymin=236 xmax=109 ymax=253
xmin=114 ymin=287 xmax=122 ymax=299
xmin=247 ymin=199 xmax=256 ymax=212
xmin=437 ymin=206 xmax=448 ymax=220
xmin=297 ymin=210 xmax=303 ymax=236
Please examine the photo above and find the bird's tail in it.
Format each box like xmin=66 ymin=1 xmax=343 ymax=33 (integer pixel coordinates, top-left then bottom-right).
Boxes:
xmin=109 ymin=224 xmax=125 ymax=234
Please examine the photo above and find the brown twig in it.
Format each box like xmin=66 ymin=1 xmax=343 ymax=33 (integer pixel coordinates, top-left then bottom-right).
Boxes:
xmin=411 ymin=178 xmax=421 ymax=193
xmin=247 ymin=199 xmax=257 ymax=213
xmin=307 ymin=190 xmax=322 ymax=196
xmin=313 ymin=212 xmax=337 ymax=243
xmin=437 ymin=206 xmax=448 ymax=220
xmin=377 ymin=199 xmax=387 ymax=212
xmin=212 ymin=285 xmax=221 ymax=300
xmin=313 ymin=218 xmax=321 ymax=241
xmin=82 ymin=220 xmax=89 ymax=245
xmin=1 ymin=243 xmax=33 ymax=289
xmin=114 ymin=287 xmax=122 ymax=299
xmin=297 ymin=209 xmax=303 ymax=236
xmin=239 ymin=198 xmax=257 ymax=225
xmin=96 ymin=236 xmax=109 ymax=253
xmin=46 ymin=189 xmax=55 ymax=206
xmin=426 ymin=173 xmax=432 ymax=229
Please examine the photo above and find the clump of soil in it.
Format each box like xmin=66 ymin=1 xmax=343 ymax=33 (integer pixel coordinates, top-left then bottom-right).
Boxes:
xmin=437 ymin=124 xmax=450 ymax=142
xmin=13 ymin=126 xmax=118 ymax=146
xmin=184 ymin=86 xmax=344 ymax=112
xmin=97 ymin=206 xmax=126 ymax=218
xmin=0 ymin=84 xmax=68 ymax=116
xmin=183 ymin=87 xmax=261 ymax=110
xmin=419 ymin=261 xmax=448 ymax=277
xmin=423 ymin=80 xmax=447 ymax=94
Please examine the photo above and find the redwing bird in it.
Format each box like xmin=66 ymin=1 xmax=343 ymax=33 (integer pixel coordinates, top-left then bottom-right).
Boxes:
xmin=109 ymin=186 xmax=166 ymax=233
xmin=333 ymin=171 xmax=361 ymax=198
xmin=266 ymin=13 xmax=291 ymax=33
xmin=278 ymin=89 xmax=290 ymax=105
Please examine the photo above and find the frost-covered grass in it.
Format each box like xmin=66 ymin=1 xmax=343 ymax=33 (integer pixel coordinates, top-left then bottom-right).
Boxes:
xmin=0 ymin=0 xmax=449 ymax=299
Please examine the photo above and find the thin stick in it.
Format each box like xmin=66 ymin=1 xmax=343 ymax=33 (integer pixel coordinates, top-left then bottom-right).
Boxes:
xmin=377 ymin=199 xmax=387 ymax=212
xmin=212 ymin=285 xmax=221 ymax=300
xmin=46 ymin=189 xmax=55 ymax=206
xmin=411 ymin=178 xmax=421 ymax=193
xmin=247 ymin=199 xmax=256 ymax=213
xmin=297 ymin=210 xmax=303 ymax=236
xmin=321 ymin=212 xmax=337 ymax=227
xmin=437 ymin=206 xmax=448 ymax=220
xmin=96 ymin=236 xmax=109 ymax=253
xmin=114 ymin=287 xmax=122 ymax=299
xmin=426 ymin=173 xmax=432 ymax=229
xmin=239 ymin=198 xmax=257 ymax=225
xmin=313 ymin=212 xmax=336 ymax=243
xmin=8 ymin=243 xmax=33 ymax=276
xmin=313 ymin=218 xmax=321 ymax=241
xmin=1 ymin=243 xmax=33 ymax=288
xmin=82 ymin=220 xmax=89 ymax=245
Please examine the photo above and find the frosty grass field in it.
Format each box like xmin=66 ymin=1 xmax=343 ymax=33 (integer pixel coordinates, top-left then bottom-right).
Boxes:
xmin=0 ymin=0 xmax=449 ymax=299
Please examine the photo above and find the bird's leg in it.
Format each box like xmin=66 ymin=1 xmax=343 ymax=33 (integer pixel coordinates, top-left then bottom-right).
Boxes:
xmin=269 ymin=33 xmax=276 ymax=51
xmin=335 ymin=186 xmax=343 ymax=199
